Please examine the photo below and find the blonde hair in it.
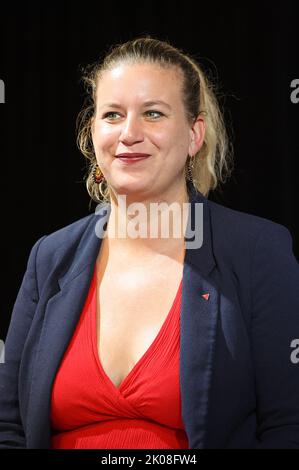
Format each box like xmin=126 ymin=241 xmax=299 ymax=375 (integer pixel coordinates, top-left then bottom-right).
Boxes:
xmin=76 ymin=36 xmax=234 ymax=203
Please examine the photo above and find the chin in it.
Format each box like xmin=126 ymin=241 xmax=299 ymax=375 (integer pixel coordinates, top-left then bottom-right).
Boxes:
xmin=113 ymin=179 xmax=146 ymax=191
xmin=113 ymin=182 xmax=154 ymax=199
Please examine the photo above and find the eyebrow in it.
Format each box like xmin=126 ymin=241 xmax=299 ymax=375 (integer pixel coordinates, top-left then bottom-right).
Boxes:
xmin=99 ymin=100 xmax=172 ymax=110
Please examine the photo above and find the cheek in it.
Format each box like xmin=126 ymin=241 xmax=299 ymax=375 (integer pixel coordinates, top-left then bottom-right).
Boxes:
xmin=156 ymin=126 xmax=188 ymax=155
xmin=148 ymin=126 xmax=173 ymax=148
xmin=93 ymin=125 xmax=119 ymax=149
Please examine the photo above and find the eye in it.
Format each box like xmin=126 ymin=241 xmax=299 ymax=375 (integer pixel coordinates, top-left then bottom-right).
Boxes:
xmin=102 ymin=111 xmax=121 ymax=120
xmin=145 ymin=110 xmax=164 ymax=119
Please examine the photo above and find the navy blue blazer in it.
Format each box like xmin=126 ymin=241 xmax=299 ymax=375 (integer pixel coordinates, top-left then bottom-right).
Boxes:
xmin=1 ymin=182 xmax=299 ymax=449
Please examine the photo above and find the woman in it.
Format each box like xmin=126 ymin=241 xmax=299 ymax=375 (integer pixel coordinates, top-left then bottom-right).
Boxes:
xmin=0 ymin=37 xmax=299 ymax=449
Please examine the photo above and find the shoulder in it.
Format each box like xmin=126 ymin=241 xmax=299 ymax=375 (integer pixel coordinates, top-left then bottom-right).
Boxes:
xmin=39 ymin=213 xmax=96 ymax=252
xmin=189 ymin=181 xmax=292 ymax=245
xmin=26 ymin=212 xmax=101 ymax=274
xmin=206 ymin=198 xmax=295 ymax=265
xmin=44 ymin=214 xmax=94 ymax=248
xmin=207 ymin=197 xmax=292 ymax=242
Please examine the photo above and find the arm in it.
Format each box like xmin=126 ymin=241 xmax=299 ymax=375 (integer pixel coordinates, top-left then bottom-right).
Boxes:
xmin=0 ymin=236 xmax=46 ymax=448
xmin=251 ymin=223 xmax=299 ymax=448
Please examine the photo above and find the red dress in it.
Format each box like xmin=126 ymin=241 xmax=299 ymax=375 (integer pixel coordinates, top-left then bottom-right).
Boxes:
xmin=50 ymin=266 xmax=189 ymax=449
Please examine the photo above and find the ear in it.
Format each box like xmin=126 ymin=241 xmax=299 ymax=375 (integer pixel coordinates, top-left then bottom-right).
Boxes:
xmin=188 ymin=116 xmax=205 ymax=156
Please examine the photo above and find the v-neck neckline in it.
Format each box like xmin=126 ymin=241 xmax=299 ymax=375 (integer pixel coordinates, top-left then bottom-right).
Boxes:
xmin=90 ymin=269 xmax=182 ymax=395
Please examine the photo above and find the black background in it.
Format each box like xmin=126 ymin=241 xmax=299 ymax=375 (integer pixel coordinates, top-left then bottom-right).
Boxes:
xmin=0 ymin=1 xmax=298 ymax=339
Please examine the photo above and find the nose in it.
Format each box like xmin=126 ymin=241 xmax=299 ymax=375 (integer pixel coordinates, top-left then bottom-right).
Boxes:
xmin=119 ymin=113 xmax=144 ymax=145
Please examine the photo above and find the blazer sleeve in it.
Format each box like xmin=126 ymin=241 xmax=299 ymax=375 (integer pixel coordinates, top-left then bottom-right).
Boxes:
xmin=251 ymin=223 xmax=299 ymax=448
xmin=0 ymin=236 xmax=46 ymax=448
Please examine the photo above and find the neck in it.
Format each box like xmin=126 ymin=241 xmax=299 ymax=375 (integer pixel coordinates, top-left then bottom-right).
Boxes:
xmin=104 ymin=181 xmax=190 ymax=256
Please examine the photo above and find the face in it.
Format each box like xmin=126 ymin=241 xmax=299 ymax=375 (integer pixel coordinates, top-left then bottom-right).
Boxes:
xmin=91 ymin=62 xmax=204 ymax=202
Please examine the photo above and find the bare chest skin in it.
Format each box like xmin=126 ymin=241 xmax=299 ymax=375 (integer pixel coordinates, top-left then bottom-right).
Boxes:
xmin=95 ymin=237 xmax=185 ymax=389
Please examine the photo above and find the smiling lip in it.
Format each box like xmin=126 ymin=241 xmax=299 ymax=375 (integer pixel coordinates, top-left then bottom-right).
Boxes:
xmin=116 ymin=153 xmax=151 ymax=158
xmin=115 ymin=153 xmax=151 ymax=164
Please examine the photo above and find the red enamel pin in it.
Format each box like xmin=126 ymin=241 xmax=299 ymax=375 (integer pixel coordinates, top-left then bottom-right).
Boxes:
xmin=201 ymin=293 xmax=210 ymax=301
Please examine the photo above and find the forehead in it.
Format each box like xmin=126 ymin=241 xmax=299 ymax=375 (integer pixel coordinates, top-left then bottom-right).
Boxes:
xmin=96 ymin=62 xmax=184 ymax=106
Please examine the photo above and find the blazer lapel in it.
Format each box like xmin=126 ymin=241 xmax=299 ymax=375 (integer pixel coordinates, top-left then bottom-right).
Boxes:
xmin=180 ymin=182 xmax=219 ymax=448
